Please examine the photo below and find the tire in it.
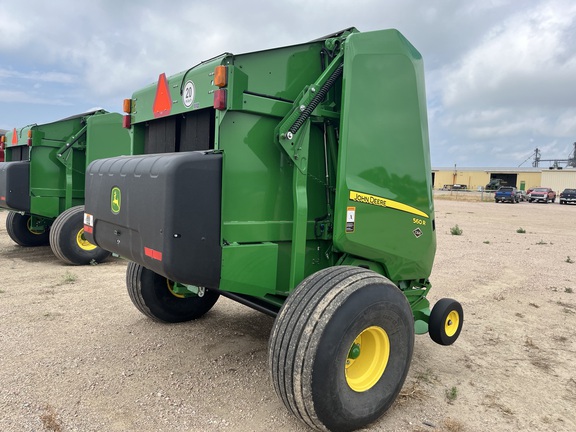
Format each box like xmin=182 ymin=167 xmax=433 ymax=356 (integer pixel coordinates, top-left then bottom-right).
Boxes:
xmin=49 ymin=205 xmax=111 ymax=265
xmin=429 ymin=298 xmax=464 ymax=346
xmin=269 ymin=266 xmax=414 ymax=431
xmin=126 ymin=261 xmax=220 ymax=323
xmin=5 ymin=211 xmax=50 ymax=246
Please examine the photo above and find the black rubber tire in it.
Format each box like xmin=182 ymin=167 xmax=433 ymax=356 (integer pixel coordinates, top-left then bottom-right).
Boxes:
xmin=5 ymin=211 xmax=50 ymax=246
xmin=49 ymin=205 xmax=111 ymax=265
xmin=126 ymin=261 xmax=220 ymax=323
xmin=268 ymin=266 xmax=414 ymax=432
xmin=429 ymin=298 xmax=464 ymax=346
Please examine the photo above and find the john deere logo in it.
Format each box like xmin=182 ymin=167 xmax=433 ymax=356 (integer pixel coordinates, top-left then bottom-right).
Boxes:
xmin=111 ymin=187 xmax=121 ymax=214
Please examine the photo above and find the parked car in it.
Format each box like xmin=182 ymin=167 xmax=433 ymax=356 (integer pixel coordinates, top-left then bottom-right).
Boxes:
xmin=528 ymin=187 xmax=556 ymax=203
xmin=516 ymin=190 xmax=527 ymax=202
xmin=494 ymin=186 xmax=518 ymax=203
xmin=559 ymin=188 xmax=576 ymax=205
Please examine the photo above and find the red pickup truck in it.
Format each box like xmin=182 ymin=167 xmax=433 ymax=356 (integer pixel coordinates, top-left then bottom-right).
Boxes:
xmin=528 ymin=187 xmax=556 ymax=203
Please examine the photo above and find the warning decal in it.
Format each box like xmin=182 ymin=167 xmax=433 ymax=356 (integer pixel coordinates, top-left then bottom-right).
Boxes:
xmin=346 ymin=206 xmax=356 ymax=233
xmin=349 ymin=190 xmax=429 ymax=218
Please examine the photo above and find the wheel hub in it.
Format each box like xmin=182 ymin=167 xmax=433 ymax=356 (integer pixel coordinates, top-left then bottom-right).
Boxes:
xmin=345 ymin=326 xmax=390 ymax=392
xmin=76 ymin=229 xmax=97 ymax=251
xmin=444 ymin=311 xmax=460 ymax=337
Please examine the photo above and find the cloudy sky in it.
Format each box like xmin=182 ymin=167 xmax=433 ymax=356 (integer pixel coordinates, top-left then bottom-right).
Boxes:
xmin=1 ymin=0 xmax=576 ymax=168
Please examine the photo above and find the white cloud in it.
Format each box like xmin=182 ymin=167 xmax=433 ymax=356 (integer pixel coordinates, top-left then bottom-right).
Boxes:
xmin=442 ymin=0 xmax=576 ymax=109
xmin=0 ymin=89 xmax=71 ymax=105
xmin=1 ymin=0 xmax=575 ymax=166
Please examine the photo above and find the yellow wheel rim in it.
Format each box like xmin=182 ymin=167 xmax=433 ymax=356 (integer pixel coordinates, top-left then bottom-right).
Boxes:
xmin=345 ymin=326 xmax=390 ymax=392
xmin=166 ymin=280 xmax=186 ymax=298
xmin=444 ymin=310 xmax=460 ymax=337
xmin=26 ymin=218 xmax=45 ymax=235
xmin=76 ymin=229 xmax=97 ymax=251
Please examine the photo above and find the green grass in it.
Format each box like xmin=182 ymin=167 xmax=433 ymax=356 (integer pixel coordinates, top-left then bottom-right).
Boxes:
xmin=446 ymin=386 xmax=458 ymax=403
xmin=516 ymin=227 xmax=526 ymax=233
xmin=450 ymin=225 xmax=463 ymax=236
xmin=62 ymin=271 xmax=77 ymax=284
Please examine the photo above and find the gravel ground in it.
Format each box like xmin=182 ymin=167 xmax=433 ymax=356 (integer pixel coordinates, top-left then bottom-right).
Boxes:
xmin=0 ymin=197 xmax=575 ymax=432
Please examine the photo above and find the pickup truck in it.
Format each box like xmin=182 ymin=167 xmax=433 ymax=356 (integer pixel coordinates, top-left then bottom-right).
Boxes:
xmin=528 ymin=187 xmax=556 ymax=203
xmin=495 ymin=186 xmax=518 ymax=203
xmin=559 ymin=188 xmax=576 ymax=204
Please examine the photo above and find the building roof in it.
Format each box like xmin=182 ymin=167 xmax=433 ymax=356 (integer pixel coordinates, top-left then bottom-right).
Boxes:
xmin=431 ymin=167 xmax=574 ymax=173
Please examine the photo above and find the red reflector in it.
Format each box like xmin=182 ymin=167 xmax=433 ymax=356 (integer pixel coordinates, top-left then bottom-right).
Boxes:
xmin=0 ymin=196 xmax=5 ymax=201
xmin=122 ymin=115 xmax=131 ymax=128
xmin=83 ymin=225 xmax=93 ymax=234
xmin=153 ymin=73 xmax=172 ymax=118
xmin=144 ymin=247 xmax=163 ymax=261
xmin=12 ymin=128 xmax=17 ymax=144
xmin=214 ymin=89 xmax=227 ymax=110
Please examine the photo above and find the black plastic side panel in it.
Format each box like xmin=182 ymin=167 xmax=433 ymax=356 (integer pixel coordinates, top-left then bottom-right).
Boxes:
xmin=85 ymin=151 xmax=222 ymax=287
xmin=0 ymin=161 xmax=30 ymax=211
xmin=8 ymin=146 xmax=30 ymax=161
xmin=143 ymin=109 xmax=215 ymax=155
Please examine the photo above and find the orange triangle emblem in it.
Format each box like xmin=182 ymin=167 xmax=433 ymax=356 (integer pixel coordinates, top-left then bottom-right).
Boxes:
xmin=12 ymin=128 xmax=18 ymax=144
xmin=153 ymin=73 xmax=172 ymax=118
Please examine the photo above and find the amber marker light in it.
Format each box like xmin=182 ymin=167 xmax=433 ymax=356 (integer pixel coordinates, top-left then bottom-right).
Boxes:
xmin=123 ymin=98 xmax=132 ymax=114
xmin=214 ymin=65 xmax=227 ymax=88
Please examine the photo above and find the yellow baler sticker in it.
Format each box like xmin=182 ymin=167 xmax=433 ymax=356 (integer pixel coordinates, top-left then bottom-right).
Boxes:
xmin=349 ymin=191 xmax=429 ymax=219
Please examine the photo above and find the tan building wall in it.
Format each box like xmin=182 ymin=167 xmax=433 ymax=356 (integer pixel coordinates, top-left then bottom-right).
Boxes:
xmin=541 ymin=169 xmax=576 ymax=193
xmin=433 ymin=169 xmax=542 ymax=191
xmin=433 ymin=170 xmax=487 ymax=190
xmin=517 ymin=172 xmax=542 ymax=191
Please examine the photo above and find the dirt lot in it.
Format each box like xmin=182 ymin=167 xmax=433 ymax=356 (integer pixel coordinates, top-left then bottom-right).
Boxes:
xmin=1 ymin=198 xmax=575 ymax=432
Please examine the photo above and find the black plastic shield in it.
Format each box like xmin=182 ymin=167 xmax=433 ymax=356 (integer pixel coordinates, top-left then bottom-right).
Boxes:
xmin=85 ymin=151 xmax=222 ymax=288
xmin=0 ymin=161 xmax=30 ymax=212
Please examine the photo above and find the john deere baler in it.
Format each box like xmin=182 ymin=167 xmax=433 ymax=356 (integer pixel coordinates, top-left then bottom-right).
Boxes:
xmin=84 ymin=29 xmax=463 ymax=431
xmin=0 ymin=110 xmax=131 ymax=264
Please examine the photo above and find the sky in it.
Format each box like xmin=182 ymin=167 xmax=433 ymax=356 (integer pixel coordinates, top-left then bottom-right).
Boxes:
xmin=1 ymin=0 xmax=576 ymax=168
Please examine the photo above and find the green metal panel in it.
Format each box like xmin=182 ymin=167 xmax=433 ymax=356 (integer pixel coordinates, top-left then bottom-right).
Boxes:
xmin=28 ymin=114 xmax=88 ymax=217
xmin=130 ymin=58 xmax=224 ymax=124
xmin=220 ymin=243 xmax=278 ymax=297
xmin=3 ymin=111 xmax=130 ymax=219
xmin=86 ymin=113 xmax=132 ymax=163
xmin=129 ymin=38 xmax=334 ymax=125
xmin=333 ymin=30 xmax=436 ymax=283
